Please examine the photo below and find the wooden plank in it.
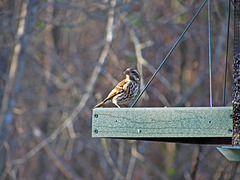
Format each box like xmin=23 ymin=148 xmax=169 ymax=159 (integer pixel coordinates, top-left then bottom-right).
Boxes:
xmin=92 ymin=107 xmax=233 ymax=140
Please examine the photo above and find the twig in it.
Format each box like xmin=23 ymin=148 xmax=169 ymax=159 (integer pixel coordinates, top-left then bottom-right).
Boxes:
xmin=12 ymin=0 xmax=116 ymax=166
xmin=131 ymin=142 xmax=168 ymax=180
xmin=174 ymin=72 xmax=208 ymax=106
xmin=174 ymin=17 xmax=229 ymax=106
xmin=125 ymin=143 xmax=137 ymax=180
xmin=230 ymin=162 xmax=239 ymax=180
xmin=149 ymin=86 xmax=170 ymax=106
xmin=101 ymin=139 xmax=124 ymax=180
xmin=125 ymin=156 xmax=136 ymax=180
xmin=117 ymin=140 xmax=125 ymax=175
xmin=212 ymin=160 xmax=227 ymax=180
xmin=190 ymin=145 xmax=201 ymax=180
xmin=0 ymin=1 xmax=28 ymax=145
xmin=121 ymin=19 xmax=172 ymax=106
xmin=124 ymin=18 xmax=176 ymax=95
xmin=126 ymin=18 xmax=148 ymax=99
xmin=102 ymin=69 xmax=119 ymax=85
xmin=33 ymin=128 xmax=82 ymax=180
xmin=0 ymin=1 xmax=30 ymax=175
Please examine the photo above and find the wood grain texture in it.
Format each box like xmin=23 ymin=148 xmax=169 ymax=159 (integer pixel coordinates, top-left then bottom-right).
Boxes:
xmin=92 ymin=107 xmax=233 ymax=138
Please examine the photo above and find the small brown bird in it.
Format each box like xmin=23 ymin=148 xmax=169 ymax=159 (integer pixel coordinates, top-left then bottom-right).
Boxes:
xmin=93 ymin=68 xmax=141 ymax=108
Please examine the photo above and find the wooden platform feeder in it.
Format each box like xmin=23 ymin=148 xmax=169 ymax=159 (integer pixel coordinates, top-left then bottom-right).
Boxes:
xmin=92 ymin=0 xmax=240 ymax=161
xmin=92 ymin=107 xmax=232 ymax=144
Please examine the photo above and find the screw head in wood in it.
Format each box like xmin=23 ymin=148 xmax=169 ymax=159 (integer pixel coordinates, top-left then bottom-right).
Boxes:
xmin=94 ymin=129 xmax=98 ymax=134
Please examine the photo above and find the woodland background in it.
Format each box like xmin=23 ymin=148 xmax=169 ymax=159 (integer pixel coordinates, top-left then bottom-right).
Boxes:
xmin=0 ymin=0 xmax=238 ymax=179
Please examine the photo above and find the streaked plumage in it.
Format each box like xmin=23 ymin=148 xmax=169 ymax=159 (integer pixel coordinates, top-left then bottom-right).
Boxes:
xmin=93 ymin=68 xmax=141 ymax=108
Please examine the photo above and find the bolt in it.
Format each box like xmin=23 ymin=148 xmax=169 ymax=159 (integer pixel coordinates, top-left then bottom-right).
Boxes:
xmin=137 ymin=129 xmax=142 ymax=133
xmin=228 ymin=129 xmax=233 ymax=134
xmin=94 ymin=114 xmax=98 ymax=118
xmin=94 ymin=129 xmax=98 ymax=134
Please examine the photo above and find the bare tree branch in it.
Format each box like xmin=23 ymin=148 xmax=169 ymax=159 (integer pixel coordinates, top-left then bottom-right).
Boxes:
xmin=124 ymin=18 xmax=177 ymax=96
xmin=131 ymin=142 xmax=168 ymax=180
xmin=101 ymin=139 xmax=124 ymax=180
xmin=12 ymin=0 xmax=117 ymax=167
xmin=33 ymin=127 xmax=82 ymax=180
xmin=0 ymin=1 xmax=28 ymax=145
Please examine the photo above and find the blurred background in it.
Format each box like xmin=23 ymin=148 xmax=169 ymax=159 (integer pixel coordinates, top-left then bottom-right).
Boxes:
xmin=0 ymin=0 xmax=238 ymax=179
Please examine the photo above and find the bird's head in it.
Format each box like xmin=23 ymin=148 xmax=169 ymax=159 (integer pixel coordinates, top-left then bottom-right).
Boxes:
xmin=124 ymin=68 xmax=140 ymax=82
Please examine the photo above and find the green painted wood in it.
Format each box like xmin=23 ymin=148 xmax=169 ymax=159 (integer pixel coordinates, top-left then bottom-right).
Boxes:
xmin=92 ymin=107 xmax=233 ymax=138
xmin=217 ymin=146 xmax=240 ymax=161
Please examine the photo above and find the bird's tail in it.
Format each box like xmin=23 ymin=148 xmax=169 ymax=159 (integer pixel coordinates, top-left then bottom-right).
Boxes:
xmin=92 ymin=98 xmax=109 ymax=109
xmin=92 ymin=101 xmax=105 ymax=109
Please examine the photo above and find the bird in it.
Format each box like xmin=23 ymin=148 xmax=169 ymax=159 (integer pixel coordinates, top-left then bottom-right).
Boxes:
xmin=93 ymin=68 xmax=141 ymax=108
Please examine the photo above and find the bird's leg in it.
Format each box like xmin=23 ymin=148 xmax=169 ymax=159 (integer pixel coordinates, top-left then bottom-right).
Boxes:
xmin=113 ymin=102 xmax=121 ymax=108
xmin=112 ymin=99 xmax=121 ymax=108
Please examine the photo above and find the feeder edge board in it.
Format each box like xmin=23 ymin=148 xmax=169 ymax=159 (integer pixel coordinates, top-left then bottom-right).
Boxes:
xmin=92 ymin=107 xmax=233 ymax=138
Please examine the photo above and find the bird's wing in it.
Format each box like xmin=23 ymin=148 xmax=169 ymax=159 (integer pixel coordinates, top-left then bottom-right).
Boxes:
xmin=104 ymin=79 xmax=127 ymax=101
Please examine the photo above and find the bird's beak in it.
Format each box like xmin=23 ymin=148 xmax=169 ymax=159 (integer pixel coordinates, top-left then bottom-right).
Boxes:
xmin=124 ymin=69 xmax=130 ymax=75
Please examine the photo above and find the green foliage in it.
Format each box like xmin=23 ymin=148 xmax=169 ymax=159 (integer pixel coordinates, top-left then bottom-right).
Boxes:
xmin=35 ymin=20 xmax=47 ymax=29
xmin=129 ymin=15 xmax=143 ymax=28
xmin=168 ymin=168 xmax=176 ymax=177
